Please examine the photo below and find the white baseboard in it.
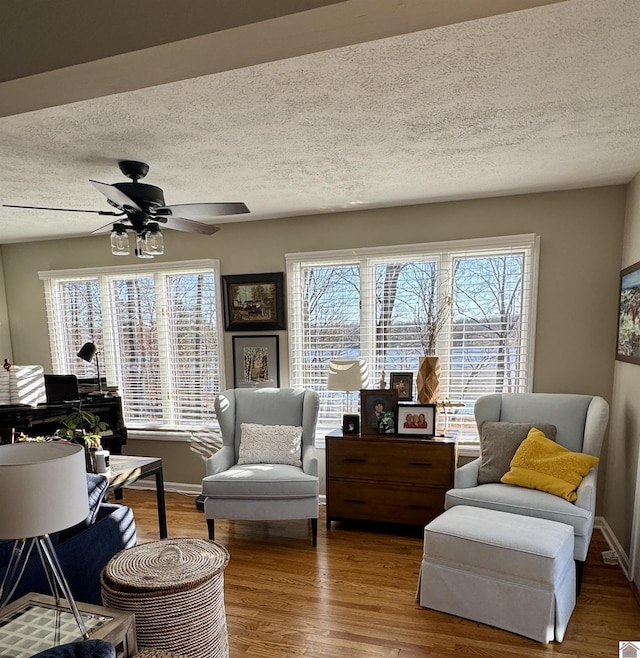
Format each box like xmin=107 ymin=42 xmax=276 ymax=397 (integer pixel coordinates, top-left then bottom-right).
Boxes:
xmin=595 ymin=515 xmax=631 ymax=578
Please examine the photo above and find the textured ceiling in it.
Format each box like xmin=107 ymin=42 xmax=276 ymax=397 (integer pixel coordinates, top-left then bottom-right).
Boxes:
xmin=1 ymin=0 xmax=639 ymax=244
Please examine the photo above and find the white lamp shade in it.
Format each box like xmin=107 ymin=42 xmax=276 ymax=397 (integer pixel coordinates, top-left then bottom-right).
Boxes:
xmin=327 ymin=359 xmax=369 ymax=391
xmin=0 ymin=443 xmax=89 ymax=539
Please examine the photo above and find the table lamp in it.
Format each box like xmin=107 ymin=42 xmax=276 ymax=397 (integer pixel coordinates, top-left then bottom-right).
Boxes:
xmin=0 ymin=442 xmax=90 ymax=638
xmin=327 ymin=358 xmax=369 ymax=430
xmin=77 ymin=341 xmax=103 ymax=395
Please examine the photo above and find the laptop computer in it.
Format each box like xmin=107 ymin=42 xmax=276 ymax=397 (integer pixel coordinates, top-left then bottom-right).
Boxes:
xmin=44 ymin=374 xmax=81 ymax=404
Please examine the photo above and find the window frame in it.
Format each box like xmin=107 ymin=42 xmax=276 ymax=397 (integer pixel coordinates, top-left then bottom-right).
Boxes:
xmin=39 ymin=259 xmax=225 ymax=439
xmin=286 ymin=234 xmax=539 ymax=447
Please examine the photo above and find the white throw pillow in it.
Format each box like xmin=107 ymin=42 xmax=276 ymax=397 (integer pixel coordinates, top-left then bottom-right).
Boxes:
xmin=238 ymin=423 xmax=303 ymax=467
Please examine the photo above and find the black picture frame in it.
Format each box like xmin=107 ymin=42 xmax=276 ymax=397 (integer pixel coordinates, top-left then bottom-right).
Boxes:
xmin=389 ymin=372 xmax=413 ymax=401
xmin=232 ymin=335 xmax=280 ymax=388
xmin=616 ymin=259 xmax=640 ymax=365
xmin=396 ymin=403 xmax=437 ymax=438
xmin=342 ymin=414 xmax=360 ymax=435
xmin=360 ymin=388 xmax=398 ymax=436
xmin=222 ymin=272 xmax=286 ymax=331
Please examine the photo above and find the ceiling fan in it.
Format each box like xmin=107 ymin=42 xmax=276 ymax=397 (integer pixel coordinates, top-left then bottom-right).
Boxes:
xmin=3 ymin=160 xmax=250 ymax=257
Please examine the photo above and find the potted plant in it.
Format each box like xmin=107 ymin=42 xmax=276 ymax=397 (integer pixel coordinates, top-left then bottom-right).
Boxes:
xmin=58 ymin=408 xmax=108 ymax=471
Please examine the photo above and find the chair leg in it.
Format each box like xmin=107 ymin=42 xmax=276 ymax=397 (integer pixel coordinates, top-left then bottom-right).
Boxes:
xmin=207 ymin=518 xmax=215 ymax=541
xmin=576 ymin=560 xmax=584 ymax=595
xmin=311 ymin=518 xmax=318 ymax=547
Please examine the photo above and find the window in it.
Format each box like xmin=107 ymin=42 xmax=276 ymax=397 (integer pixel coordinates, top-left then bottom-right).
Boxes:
xmin=286 ymin=235 xmax=539 ymax=442
xmin=39 ymin=260 xmax=224 ymax=433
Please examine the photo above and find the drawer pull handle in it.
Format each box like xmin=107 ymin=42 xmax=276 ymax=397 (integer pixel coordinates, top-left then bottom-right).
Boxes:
xmin=409 ymin=461 xmax=433 ymax=467
xmin=345 ymin=499 xmax=365 ymax=504
xmin=344 ymin=458 xmax=366 ymax=463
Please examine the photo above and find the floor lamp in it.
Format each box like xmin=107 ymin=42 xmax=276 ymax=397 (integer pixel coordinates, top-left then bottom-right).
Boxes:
xmin=0 ymin=442 xmax=90 ymax=639
xmin=327 ymin=358 xmax=369 ymax=431
xmin=77 ymin=341 xmax=103 ymax=395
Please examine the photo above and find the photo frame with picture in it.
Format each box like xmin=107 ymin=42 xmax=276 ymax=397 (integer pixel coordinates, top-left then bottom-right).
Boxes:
xmin=232 ymin=335 xmax=280 ymax=388
xmin=360 ymin=388 xmax=398 ymax=436
xmin=616 ymin=259 xmax=640 ymax=365
xmin=396 ymin=403 xmax=437 ymax=438
xmin=222 ymin=272 xmax=286 ymax=331
xmin=389 ymin=372 xmax=413 ymax=401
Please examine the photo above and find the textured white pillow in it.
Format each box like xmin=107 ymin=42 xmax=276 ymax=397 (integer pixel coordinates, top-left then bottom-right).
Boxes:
xmin=238 ymin=423 xmax=303 ymax=467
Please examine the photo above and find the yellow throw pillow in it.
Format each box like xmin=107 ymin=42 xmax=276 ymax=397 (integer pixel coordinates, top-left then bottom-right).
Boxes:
xmin=500 ymin=427 xmax=599 ymax=502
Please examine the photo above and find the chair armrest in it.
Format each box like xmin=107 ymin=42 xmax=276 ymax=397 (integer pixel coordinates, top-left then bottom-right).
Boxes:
xmin=574 ymin=467 xmax=597 ymax=513
xmin=453 ymin=458 xmax=480 ymax=488
xmin=206 ymin=445 xmax=235 ymax=475
xmin=302 ymin=444 xmax=318 ymax=477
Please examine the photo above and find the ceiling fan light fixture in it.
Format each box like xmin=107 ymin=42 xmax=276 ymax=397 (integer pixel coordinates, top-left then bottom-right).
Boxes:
xmin=110 ymin=223 xmax=130 ymax=255
xmin=143 ymin=222 xmax=164 ymax=255
xmin=135 ymin=233 xmax=155 ymax=259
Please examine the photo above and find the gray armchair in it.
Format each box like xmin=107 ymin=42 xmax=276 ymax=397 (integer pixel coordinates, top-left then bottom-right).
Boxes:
xmin=445 ymin=393 xmax=609 ymax=580
xmin=202 ymin=387 xmax=320 ymax=546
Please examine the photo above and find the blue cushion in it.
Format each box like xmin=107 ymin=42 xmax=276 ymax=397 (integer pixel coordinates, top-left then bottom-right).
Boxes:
xmin=85 ymin=473 xmax=109 ymax=525
xmin=31 ymin=639 xmax=115 ymax=658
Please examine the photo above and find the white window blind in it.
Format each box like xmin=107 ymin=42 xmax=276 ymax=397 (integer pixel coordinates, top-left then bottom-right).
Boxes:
xmin=39 ymin=260 xmax=224 ymax=430
xmin=287 ymin=235 xmax=539 ymax=441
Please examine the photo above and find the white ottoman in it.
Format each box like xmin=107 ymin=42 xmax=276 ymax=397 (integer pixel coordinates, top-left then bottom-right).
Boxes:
xmin=417 ymin=506 xmax=575 ymax=643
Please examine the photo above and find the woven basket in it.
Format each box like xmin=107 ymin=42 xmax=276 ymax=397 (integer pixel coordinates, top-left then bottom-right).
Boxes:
xmin=101 ymin=538 xmax=230 ymax=658
xmin=136 ymin=650 xmax=187 ymax=658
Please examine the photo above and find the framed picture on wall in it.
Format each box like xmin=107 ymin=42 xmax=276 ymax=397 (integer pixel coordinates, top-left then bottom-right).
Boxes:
xmin=396 ymin=403 xmax=436 ymax=438
xmin=616 ymin=259 xmax=640 ymax=365
xmin=360 ymin=388 xmax=398 ymax=436
xmin=232 ymin=335 xmax=280 ymax=388
xmin=222 ymin=272 xmax=286 ymax=331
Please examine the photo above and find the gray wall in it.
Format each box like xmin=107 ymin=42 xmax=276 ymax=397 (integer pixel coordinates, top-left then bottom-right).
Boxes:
xmin=0 ymin=184 xmax=629 ymax=543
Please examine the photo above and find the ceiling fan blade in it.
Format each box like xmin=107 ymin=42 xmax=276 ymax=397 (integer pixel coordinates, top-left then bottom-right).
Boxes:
xmin=90 ymin=180 xmax=142 ymax=212
xmin=3 ymin=203 xmax=122 ymax=216
xmin=157 ymin=202 xmax=249 ymax=220
xmin=164 ymin=216 xmax=221 ymax=235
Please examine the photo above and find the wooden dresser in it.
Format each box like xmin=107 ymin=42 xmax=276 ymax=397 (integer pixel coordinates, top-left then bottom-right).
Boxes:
xmin=325 ymin=429 xmax=456 ymax=529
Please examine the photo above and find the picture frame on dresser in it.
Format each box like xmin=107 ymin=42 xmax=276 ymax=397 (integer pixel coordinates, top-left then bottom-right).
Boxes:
xmin=397 ymin=402 xmax=437 ymax=438
xmin=389 ymin=372 xmax=413 ymax=401
xmin=360 ymin=388 xmax=398 ymax=436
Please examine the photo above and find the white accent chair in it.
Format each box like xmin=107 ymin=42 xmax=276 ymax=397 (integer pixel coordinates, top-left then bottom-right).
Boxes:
xmin=444 ymin=393 xmax=609 ymax=586
xmin=201 ymin=387 xmax=320 ymax=546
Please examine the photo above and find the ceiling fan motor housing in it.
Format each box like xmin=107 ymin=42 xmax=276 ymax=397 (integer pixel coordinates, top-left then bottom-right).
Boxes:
xmin=113 ymin=182 xmax=166 ymax=209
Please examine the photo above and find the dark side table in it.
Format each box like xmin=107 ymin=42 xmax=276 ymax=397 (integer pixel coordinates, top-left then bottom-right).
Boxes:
xmin=107 ymin=455 xmax=168 ymax=539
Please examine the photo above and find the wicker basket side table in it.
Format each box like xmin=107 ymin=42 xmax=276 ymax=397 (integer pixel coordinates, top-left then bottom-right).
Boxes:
xmin=101 ymin=538 xmax=230 ymax=658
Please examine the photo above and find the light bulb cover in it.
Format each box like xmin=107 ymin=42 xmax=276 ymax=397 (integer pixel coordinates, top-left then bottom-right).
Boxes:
xmin=143 ymin=222 xmax=164 ymax=255
xmin=110 ymin=223 xmax=130 ymax=256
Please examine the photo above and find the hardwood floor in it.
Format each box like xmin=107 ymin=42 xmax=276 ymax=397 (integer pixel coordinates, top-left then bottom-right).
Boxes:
xmin=120 ymin=489 xmax=640 ymax=657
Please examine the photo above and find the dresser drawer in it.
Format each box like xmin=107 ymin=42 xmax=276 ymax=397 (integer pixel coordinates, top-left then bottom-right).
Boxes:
xmin=327 ymin=480 xmax=445 ymax=526
xmin=327 ymin=437 xmax=453 ymax=486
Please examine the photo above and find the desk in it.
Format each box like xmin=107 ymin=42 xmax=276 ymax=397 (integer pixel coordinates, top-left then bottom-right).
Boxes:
xmin=108 ymin=455 xmax=168 ymax=539
xmin=0 ymin=593 xmax=137 ymax=658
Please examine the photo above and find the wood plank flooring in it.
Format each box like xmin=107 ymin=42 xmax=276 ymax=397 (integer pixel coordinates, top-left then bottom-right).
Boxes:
xmin=120 ymin=489 xmax=640 ymax=657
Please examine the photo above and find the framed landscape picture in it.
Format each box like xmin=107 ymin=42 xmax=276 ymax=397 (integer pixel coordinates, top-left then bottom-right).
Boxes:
xmin=396 ymin=403 xmax=436 ymax=438
xmin=232 ymin=335 xmax=280 ymax=388
xmin=222 ymin=272 xmax=286 ymax=331
xmin=616 ymin=260 xmax=640 ymax=365
xmin=360 ymin=388 xmax=398 ymax=436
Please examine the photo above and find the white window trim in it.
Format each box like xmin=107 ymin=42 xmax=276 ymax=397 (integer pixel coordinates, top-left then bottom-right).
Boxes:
xmin=39 ymin=259 xmax=225 ymax=436
xmin=286 ymin=234 xmax=539 ymax=449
